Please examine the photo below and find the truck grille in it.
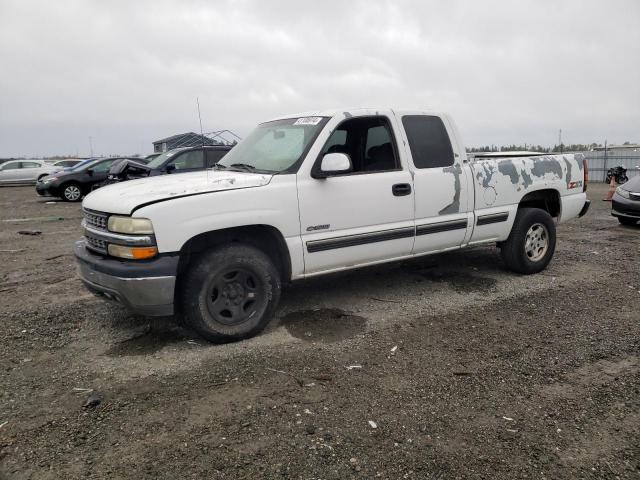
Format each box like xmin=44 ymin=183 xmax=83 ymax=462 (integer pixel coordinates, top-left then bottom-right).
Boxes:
xmin=85 ymin=234 xmax=108 ymax=254
xmin=83 ymin=209 xmax=108 ymax=230
xmin=83 ymin=209 xmax=109 ymax=254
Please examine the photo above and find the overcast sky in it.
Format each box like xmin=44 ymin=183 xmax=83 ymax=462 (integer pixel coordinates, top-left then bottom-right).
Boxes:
xmin=1 ymin=0 xmax=638 ymax=157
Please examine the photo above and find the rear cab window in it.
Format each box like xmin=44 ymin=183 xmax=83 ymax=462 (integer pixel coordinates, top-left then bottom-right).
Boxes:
xmin=401 ymin=115 xmax=454 ymax=169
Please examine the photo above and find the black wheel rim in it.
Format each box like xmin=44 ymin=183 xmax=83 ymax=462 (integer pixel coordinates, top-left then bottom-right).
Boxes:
xmin=205 ymin=268 xmax=262 ymax=325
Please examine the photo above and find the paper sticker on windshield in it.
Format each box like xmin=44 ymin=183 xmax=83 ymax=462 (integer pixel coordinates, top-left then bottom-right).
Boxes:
xmin=293 ymin=117 xmax=322 ymax=126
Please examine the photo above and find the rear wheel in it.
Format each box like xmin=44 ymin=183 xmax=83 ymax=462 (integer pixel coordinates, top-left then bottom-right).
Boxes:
xmin=500 ymin=208 xmax=556 ymax=274
xmin=618 ymin=216 xmax=638 ymax=226
xmin=178 ymin=244 xmax=281 ymax=342
xmin=61 ymin=182 xmax=82 ymax=202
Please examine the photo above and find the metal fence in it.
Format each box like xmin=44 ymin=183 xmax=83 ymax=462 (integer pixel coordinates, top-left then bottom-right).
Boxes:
xmin=580 ymin=150 xmax=640 ymax=182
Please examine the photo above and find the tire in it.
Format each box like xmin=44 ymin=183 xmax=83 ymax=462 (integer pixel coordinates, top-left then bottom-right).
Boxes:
xmin=618 ymin=216 xmax=638 ymax=226
xmin=178 ymin=244 xmax=281 ymax=342
xmin=61 ymin=182 xmax=82 ymax=202
xmin=500 ymin=208 xmax=556 ymax=274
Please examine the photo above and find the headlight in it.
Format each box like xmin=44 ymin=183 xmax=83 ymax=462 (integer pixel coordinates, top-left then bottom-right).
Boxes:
xmin=107 ymin=216 xmax=154 ymax=234
xmin=615 ymin=186 xmax=630 ymax=199
xmin=43 ymin=177 xmax=57 ymax=183
xmin=107 ymin=244 xmax=158 ymax=260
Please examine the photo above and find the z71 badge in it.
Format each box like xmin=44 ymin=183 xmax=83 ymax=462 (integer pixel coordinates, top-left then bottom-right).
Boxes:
xmin=568 ymin=181 xmax=583 ymax=189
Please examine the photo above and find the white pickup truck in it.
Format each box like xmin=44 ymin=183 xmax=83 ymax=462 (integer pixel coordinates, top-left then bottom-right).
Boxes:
xmin=75 ymin=108 xmax=590 ymax=341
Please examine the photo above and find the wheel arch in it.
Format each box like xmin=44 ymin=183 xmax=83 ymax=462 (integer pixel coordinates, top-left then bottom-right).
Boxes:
xmin=518 ymin=188 xmax=561 ymax=218
xmin=176 ymin=224 xmax=292 ymax=285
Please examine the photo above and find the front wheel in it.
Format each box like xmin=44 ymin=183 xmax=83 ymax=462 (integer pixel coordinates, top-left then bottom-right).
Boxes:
xmin=178 ymin=244 xmax=281 ymax=342
xmin=500 ymin=208 xmax=556 ymax=274
xmin=61 ymin=182 xmax=82 ymax=202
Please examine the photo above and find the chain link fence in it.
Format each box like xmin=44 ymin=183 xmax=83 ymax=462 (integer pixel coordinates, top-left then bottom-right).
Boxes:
xmin=581 ymin=150 xmax=640 ymax=182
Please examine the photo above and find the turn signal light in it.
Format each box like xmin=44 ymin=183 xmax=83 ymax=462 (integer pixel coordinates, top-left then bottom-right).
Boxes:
xmin=107 ymin=244 xmax=158 ymax=260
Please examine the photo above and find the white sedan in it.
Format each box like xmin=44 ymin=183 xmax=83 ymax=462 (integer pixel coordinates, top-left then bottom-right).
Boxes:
xmin=0 ymin=160 xmax=63 ymax=185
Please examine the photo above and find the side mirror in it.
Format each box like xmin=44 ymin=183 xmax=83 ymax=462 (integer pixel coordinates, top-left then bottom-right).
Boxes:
xmin=165 ymin=164 xmax=176 ymax=173
xmin=315 ymin=153 xmax=352 ymax=178
xmin=86 ymin=169 xmax=94 ymax=176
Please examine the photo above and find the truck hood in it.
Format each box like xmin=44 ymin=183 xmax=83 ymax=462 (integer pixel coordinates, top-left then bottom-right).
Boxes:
xmin=82 ymin=170 xmax=273 ymax=215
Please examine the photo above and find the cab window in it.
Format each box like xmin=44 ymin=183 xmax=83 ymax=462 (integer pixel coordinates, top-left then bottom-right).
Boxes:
xmin=1 ymin=162 xmax=20 ymax=171
xmin=91 ymin=160 xmax=115 ymax=173
xmin=401 ymin=115 xmax=454 ymax=169
xmin=21 ymin=162 xmax=40 ymax=168
xmin=169 ymin=150 xmax=204 ymax=170
xmin=206 ymin=149 xmax=228 ymax=166
xmin=319 ymin=116 xmax=399 ymax=173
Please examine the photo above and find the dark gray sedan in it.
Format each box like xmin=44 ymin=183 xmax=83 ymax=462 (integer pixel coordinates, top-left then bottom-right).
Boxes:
xmin=612 ymin=175 xmax=640 ymax=226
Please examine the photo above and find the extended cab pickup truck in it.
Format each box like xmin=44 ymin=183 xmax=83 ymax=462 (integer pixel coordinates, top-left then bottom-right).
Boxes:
xmin=75 ymin=108 xmax=590 ymax=342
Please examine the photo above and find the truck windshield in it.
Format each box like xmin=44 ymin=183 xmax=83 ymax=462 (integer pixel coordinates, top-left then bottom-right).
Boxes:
xmin=217 ymin=117 xmax=328 ymax=173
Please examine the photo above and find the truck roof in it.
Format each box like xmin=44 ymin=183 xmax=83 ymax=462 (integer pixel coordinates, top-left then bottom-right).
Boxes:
xmin=265 ymin=108 xmax=446 ymax=123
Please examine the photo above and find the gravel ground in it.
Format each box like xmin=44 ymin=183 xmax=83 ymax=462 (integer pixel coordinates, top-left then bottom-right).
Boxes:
xmin=0 ymin=183 xmax=638 ymax=479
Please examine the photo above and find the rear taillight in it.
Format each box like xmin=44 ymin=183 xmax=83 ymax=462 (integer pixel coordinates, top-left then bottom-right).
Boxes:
xmin=583 ymin=159 xmax=588 ymax=192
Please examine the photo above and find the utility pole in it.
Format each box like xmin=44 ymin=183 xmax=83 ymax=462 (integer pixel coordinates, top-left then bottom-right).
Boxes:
xmin=603 ymin=139 xmax=608 ymax=182
xmin=558 ymin=129 xmax=563 ymax=153
xmin=197 ymin=98 xmax=205 ymax=148
xmin=89 ymin=136 xmax=94 ymax=158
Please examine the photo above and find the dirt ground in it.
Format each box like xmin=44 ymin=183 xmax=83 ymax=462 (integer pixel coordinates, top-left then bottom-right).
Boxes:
xmin=0 ymin=183 xmax=638 ymax=479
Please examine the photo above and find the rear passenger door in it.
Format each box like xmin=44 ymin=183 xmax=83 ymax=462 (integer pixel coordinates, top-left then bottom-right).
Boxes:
xmin=17 ymin=161 xmax=41 ymax=182
xmin=396 ymin=114 xmax=472 ymax=254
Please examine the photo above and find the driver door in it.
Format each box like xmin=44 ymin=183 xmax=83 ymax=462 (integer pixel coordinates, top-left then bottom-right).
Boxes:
xmin=296 ymin=112 xmax=415 ymax=274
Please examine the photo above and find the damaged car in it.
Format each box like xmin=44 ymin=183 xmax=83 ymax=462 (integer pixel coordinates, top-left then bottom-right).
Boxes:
xmin=103 ymin=145 xmax=232 ymax=185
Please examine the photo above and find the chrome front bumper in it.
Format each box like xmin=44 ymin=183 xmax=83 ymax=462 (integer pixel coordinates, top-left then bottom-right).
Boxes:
xmin=74 ymin=240 xmax=177 ymax=316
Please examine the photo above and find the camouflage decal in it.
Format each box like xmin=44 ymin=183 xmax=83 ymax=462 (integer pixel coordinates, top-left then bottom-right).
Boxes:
xmin=439 ymin=163 xmax=462 ymax=215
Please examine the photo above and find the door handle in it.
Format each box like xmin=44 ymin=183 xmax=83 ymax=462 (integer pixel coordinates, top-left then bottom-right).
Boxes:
xmin=392 ymin=183 xmax=412 ymax=196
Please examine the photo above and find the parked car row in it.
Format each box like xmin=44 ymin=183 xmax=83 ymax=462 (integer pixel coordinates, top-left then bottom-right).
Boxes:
xmin=103 ymin=145 xmax=232 ymax=185
xmin=34 ymin=147 xmax=232 ymax=201
xmin=36 ymin=157 xmax=142 ymax=201
xmin=0 ymin=160 xmax=63 ymax=185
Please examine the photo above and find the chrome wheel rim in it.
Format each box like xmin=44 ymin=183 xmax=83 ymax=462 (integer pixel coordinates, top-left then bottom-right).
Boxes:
xmin=64 ymin=185 xmax=81 ymax=201
xmin=525 ymin=223 xmax=549 ymax=262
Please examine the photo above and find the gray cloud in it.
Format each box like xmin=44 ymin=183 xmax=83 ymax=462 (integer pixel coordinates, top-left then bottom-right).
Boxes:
xmin=1 ymin=0 xmax=638 ymax=156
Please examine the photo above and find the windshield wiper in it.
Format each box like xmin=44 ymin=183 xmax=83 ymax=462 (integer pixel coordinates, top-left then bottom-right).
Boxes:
xmin=227 ymin=163 xmax=257 ymax=172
